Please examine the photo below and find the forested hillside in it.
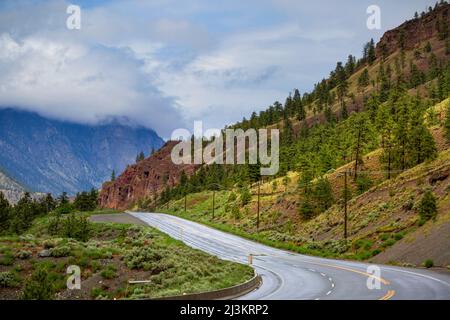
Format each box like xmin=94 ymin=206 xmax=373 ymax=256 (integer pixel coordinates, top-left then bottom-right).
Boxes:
xmin=101 ymin=2 xmax=450 ymax=267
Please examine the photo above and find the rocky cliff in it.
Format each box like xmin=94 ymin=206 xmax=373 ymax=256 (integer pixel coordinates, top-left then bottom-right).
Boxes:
xmin=0 ymin=170 xmax=44 ymax=204
xmin=376 ymin=4 xmax=450 ymax=57
xmin=99 ymin=141 xmax=197 ymax=210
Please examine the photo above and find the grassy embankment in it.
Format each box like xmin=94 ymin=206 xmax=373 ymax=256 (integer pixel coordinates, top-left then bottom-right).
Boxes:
xmin=0 ymin=209 xmax=253 ymax=299
xmin=157 ymin=147 xmax=450 ymax=267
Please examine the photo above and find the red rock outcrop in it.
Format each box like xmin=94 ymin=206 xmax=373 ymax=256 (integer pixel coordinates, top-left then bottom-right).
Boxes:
xmin=99 ymin=141 xmax=197 ymax=210
xmin=376 ymin=4 xmax=450 ymax=57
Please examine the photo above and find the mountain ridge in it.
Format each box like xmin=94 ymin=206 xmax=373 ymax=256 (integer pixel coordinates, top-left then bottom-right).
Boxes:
xmin=0 ymin=108 xmax=165 ymax=195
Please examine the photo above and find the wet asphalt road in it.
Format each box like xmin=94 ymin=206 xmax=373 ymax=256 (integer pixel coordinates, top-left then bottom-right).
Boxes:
xmin=101 ymin=212 xmax=450 ymax=300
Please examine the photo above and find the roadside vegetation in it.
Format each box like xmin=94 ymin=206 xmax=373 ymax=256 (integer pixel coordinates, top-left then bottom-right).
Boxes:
xmin=0 ymin=194 xmax=253 ymax=300
xmin=154 ymin=101 xmax=450 ymax=267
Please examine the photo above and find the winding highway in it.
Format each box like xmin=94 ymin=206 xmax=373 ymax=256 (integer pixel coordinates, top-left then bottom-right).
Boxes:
xmin=127 ymin=212 xmax=450 ymax=300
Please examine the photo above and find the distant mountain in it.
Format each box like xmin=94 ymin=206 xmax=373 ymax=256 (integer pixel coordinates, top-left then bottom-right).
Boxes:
xmin=0 ymin=108 xmax=164 ymax=195
xmin=0 ymin=170 xmax=44 ymax=204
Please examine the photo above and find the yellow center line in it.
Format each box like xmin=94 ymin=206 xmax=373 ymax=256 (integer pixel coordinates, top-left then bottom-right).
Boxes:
xmin=379 ymin=290 xmax=396 ymax=300
xmin=305 ymin=261 xmax=390 ymax=285
xmin=302 ymin=261 xmax=396 ymax=299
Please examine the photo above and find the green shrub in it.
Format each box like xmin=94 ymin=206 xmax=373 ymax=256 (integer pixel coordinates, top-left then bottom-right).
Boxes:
xmin=298 ymin=200 xmax=315 ymax=220
xmin=424 ymin=259 xmax=434 ymax=268
xmin=0 ymin=271 xmax=16 ymax=288
xmin=91 ymin=287 xmax=109 ymax=299
xmin=394 ymin=232 xmax=404 ymax=241
xmin=62 ymin=214 xmax=91 ymax=241
xmin=42 ymin=239 xmax=60 ymax=249
xmin=15 ymin=250 xmax=32 ymax=260
xmin=381 ymin=239 xmax=395 ymax=247
xmin=239 ymin=187 xmax=252 ymax=205
xmin=21 ymin=269 xmax=55 ymax=300
xmin=47 ymin=213 xmax=62 ymax=236
xmin=371 ymin=249 xmax=381 ymax=256
xmin=380 ymin=233 xmax=390 ymax=241
xmin=100 ymin=264 xmax=118 ymax=279
xmin=0 ymin=253 xmax=14 ymax=266
xmin=228 ymin=192 xmax=237 ymax=202
xmin=356 ymin=174 xmax=373 ymax=194
xmin=54 ymin=203 xmax=75 ymax=215
xmin=50 ymin=246 xmax=71 ymax=258
xmin=418 ymin=190 xmax=437 ymax=221
xmin=124 ymin=247 xmax=168 ymax=271
xmin=231 ymin=205 xmax=241 ymax=220
xmin=354 ymin=239 xmax=373 ymax=250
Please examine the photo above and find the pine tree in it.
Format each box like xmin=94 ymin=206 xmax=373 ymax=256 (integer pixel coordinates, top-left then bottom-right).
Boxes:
xmin=293 ymin=89 xmax=306 ymax=120
xmin=408 ymin=109 xmax=437 ymax=165
xmin=239 ymin=186 xmax=252 ymax=205
xmin=0 ymin=192 xmax=11 ymax=232
xmin=345 ymin=55 xmax=356 ymax=76
xmin=42 ymin=193 xmax=56 ymax=213
xmin=10 ymin=192 xmax=33 ymax=233
xmin=367 ymin=39 xmax=376 ymax=64
xmin=348 ymin=113 xmax=373 ymax=180
xmin=58 ymin=192 xmax=69 ymax=207
xmin=298 ymin=197 xmax=315 ymax=220
xmin=282 ymin=117 xmax=294 ymax=144
xmin=358 ymin=68 xmax=370 ymax=91
xmin=376 ymin=104 xmax=395 ymax=178
xmin=312 ymin=177 xmax=334 ymax=212
xmin=418 ymin=189 xmax=437 ymax=221
xmin=247 ymin=161 xmax=261 ymax=183
xmin=111 ymin=170 xmax=116 ymax=181
xmin=445 ymin=102 xmax=450 ymax=141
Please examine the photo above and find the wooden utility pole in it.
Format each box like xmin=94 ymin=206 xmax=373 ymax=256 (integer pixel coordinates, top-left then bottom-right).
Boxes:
xmin=344 ymin=169 xmax=348 ymax=239
xmin=212 ymin=190 xmax=215 ymax=220
xmin=257 ymin=181 xmax=260 ymax=232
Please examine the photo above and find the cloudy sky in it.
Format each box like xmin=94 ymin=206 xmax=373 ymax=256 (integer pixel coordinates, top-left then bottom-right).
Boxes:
xmin=0 ymin=0 xmax=437 ymax=137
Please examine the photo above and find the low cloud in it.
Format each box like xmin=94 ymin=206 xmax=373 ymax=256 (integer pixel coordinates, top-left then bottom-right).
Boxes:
xmin=0 ymin=33 xmax=183 ymax=136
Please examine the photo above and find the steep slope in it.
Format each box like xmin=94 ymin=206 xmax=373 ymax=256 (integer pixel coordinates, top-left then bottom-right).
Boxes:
xmin=98 ymin=4 xmax=450 ymax=267
xmin=99 ymin=141 xmax=198 ymax=210
xmin=0 ymin=108 xmax=164 ymax=194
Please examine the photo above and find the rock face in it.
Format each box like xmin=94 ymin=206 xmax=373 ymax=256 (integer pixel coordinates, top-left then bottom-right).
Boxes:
xmin=99 ymin=141 xmax=197 ymax=210
xmin=0 ymin=170 xmax=43 ymax=204
xmin=0 ymin=108 xmax=164 ymax=195
xmin=376 ymin=4 xmax=450 ymax=57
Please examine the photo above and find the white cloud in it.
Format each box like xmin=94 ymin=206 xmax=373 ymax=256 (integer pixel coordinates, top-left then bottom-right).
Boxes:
xmin=155 ymin=22 xmax=349 ymax=129
xmin=0 ymin=0 xmax=439 ymax=135
xmin=0 ymin=33 xmax=182 ymax=135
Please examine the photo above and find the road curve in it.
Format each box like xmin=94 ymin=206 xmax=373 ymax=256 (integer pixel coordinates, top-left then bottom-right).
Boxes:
xmin=129 ymin=212 xmax=450 ymax=300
